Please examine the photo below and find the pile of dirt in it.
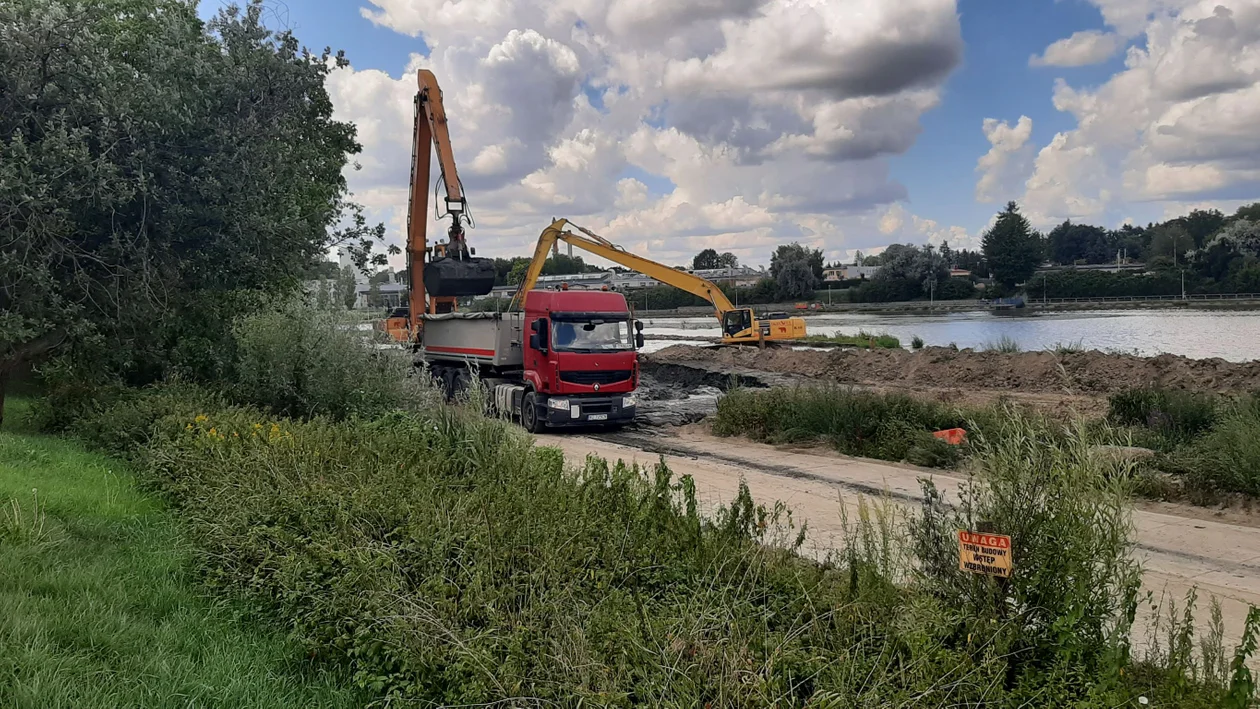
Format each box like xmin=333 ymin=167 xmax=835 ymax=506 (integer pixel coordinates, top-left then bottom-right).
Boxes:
xmin=647 ymin=345 xmax=1260 ymax=397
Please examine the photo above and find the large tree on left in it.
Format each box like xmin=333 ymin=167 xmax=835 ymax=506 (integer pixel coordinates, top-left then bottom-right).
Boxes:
xmin=0 ymin=0 xmax=385 ymax=423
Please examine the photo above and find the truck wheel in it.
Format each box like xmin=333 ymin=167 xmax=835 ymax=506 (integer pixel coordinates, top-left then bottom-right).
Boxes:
xmin=521 ymin=392 xmax=545 ymax=433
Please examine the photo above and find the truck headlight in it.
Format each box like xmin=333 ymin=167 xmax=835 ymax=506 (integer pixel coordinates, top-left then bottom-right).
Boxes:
xmin=622 ymin=394 xmax=637 ymax=408
xmin=546 ymin=397 xmax=570 ymax=411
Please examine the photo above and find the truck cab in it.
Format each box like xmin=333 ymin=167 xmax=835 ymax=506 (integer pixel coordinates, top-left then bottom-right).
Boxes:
xmin=518 ymin=289 xmax=642 ymax=430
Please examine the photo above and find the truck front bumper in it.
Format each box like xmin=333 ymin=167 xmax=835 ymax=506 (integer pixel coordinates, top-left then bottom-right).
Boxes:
xmin=542 ymin=395 xmax=635 ymax=427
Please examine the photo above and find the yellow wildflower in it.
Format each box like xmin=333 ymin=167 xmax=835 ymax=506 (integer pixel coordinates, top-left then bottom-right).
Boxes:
xmin=195 ymin=414 xmax=208 ymax=424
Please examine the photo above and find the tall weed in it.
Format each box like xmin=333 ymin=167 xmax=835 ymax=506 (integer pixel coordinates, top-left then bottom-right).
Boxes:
xmin=714 ymin=385 xmax=972 ymax=467
xmin=231 ymin=299 xmax=436 ymax=419
xmin=1108 ymin=387 xmax=1219 ymax=447
xmin=914 ymin=412 xmax=1143 ymax=680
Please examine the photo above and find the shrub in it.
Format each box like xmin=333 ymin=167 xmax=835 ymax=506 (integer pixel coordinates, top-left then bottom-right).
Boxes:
xmin=713 ymin=385 xmax=970 ymax=465
xmin=231 ymin=299 xmax=435 ymax=419
xmin=1177 ymin=398 xmax=1260 ymax=496
xmin=984 ymin=334 xmax=1021 ymax=353
xmin=911 ymin=335 xmax=925 ymax=350
xmin=803 ymin=331 xmax=900 ymax=349
xmin=1108 ymin=388 xmax=1219 ymax=447
xmin=914 ymin=413 xmax=1142 ymax=681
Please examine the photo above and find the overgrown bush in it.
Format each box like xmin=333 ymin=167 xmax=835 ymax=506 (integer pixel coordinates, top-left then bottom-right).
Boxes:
xmin=915 ymin=414 xmax=1142 ymax=680
xmin=46 ymin=387 xmax=1237 ymax=705
xmin=713 ymin=385 xmax=972 ymax=466
xmin=1175 ymin=397 xmax=1260 ymax=496
xmin=1108 ymin=388 xmax=1220 ymax=447
xmin=231 ymin=299 xmax=435 ymax=419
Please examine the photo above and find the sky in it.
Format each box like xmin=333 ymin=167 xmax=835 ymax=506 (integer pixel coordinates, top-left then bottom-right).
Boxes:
xmin=200 ymin=0 xmax=1260 ymax=269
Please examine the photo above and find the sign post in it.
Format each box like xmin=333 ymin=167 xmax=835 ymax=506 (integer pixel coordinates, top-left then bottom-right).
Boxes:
xmin=957 ymin=530 xmax=1013 ymax=578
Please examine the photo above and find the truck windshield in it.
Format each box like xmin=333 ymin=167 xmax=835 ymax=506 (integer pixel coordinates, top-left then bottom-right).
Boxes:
xmin=551 ymin=320 xmax=632 ymax=351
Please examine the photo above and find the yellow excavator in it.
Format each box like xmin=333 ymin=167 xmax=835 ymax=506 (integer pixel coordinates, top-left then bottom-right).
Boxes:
xmin=512 ymin=219 xmax=807 ymax=345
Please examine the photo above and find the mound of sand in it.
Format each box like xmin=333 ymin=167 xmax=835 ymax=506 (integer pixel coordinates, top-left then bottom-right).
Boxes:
xmin=647 ymin=345 xmax=1260 ymax=396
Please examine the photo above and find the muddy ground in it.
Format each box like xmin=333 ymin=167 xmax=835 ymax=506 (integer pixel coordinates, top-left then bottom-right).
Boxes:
xmin=640 ymin=344 xmax=1260 ymax=418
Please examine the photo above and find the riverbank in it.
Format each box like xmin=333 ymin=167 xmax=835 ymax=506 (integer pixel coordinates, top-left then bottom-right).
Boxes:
xmin=0 ymin=399 xmax=363 ymax=708
xmin=635 ymin=294 xmax=1260 ymax=318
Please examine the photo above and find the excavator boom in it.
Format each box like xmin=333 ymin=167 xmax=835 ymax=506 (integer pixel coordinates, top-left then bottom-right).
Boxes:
xmin=512 ymin=220 xmax=806 ymax=344
xmin=403 ymin=70 xmax=495 ymax=338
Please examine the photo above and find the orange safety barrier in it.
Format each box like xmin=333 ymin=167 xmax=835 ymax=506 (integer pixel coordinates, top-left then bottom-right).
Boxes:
xmin=932 ymin=428 xmax=967 ymax=446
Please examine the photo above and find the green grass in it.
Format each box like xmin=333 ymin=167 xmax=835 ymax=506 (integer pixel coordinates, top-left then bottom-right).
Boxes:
xmin=803 ymin=330 xmax=901 ymax=349
xmin=1051 ymin=339 xmax=1086 ymax=354
xmin=983 ymin=334 xmax=1022 ymax=352
xmin=712 ymin=384 xmax=980 ymax=467
xmin=0 ymin=399 xmax=365 ymax=709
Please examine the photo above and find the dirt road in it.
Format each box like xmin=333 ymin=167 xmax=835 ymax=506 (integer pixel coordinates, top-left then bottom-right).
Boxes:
xmin=538 ymin=429 xmax=1260 ymax=663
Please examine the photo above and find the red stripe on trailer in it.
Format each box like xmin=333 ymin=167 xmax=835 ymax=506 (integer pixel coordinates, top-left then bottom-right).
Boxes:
xmin=426 ymin=345 xmax=495 ymax=357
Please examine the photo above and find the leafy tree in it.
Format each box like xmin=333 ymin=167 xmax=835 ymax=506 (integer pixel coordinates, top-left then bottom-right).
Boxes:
xmin=507 ymin=261 xmax=530 ymax=286
xmin=1190 ymin=219 xmax=1260 ymax=282
xmin=874 ymin=244 xmax=948 ymax=290
xmin=939 ymin=241 xmax=954 ymax=268
xmin=774 ymin=259 xmax=816 ymax=301
xmin=954 ymin=249 xmax=988 ymax=277
xmin=770 ymin=243 xmax=824 ymax=282
xmin=853 ymin=250 xmax=864 ymax=266
xmin=716 ymin=252 xmax=739 ymax=269
xmin=1147 ymin=224 xmax=1192 ymax=269
xmin=340 ymin=267 xmax=360 ymax=310
xmin=692 ymin=249 xmax=720 ymax=270
xmin=1173 ymin=208 xmax=1226 ymax=248
xmin=1047 ymin=221 xmax=1112 ymax=264
xmin=0 ymin=0 xmax=389 ymax=422
xmin=982 ymin=202 xmax=1043 ymax=289
xmin=1234 ymin=203 xmax=1260 ymax=223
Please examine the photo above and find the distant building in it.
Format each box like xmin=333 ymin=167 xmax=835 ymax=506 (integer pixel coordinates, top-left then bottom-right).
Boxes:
xmin=689 ymin=266 xmax=762 ymax=287
xmin=824 ymin=265 xmax=881 ymax=281
xmin=353 ymin=282 xmax=407 ymax=309
xmin=949 ymin=268 xmax=972 ymax=278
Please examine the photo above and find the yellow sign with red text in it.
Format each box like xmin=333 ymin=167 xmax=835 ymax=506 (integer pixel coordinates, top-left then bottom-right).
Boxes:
xmin=958 ymin=530 xmax=1013 ymax=578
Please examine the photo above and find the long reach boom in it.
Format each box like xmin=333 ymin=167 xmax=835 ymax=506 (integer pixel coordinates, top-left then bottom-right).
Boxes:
xmin=512 ymin=219 xmax=806 ymax=345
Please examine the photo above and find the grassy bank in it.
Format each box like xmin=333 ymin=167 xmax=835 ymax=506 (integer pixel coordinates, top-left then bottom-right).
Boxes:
xmin=0 ymin=399 xmax=365 ymax=708
xmin=1108 ymin=388 xmax=1260 ymax=499
xmin=712 ymin=383 xmax=1260 ymax=502
xmin=802 ymin=331 xmax=901 ymax=349
xmin=24 ymin=383 xmax=1252 ymax=706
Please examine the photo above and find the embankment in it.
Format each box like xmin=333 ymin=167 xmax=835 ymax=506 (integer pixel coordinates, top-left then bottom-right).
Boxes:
xmin=646 ymin=344 xmax=1260 ymax=398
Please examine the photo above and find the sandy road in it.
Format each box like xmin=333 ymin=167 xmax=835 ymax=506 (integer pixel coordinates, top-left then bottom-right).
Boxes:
xmin=537 ymin=429 xmax=1260 ymax=663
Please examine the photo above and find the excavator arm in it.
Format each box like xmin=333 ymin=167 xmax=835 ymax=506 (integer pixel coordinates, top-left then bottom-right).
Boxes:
xmin=402 ymin=70 xmax=495 ymax=337
xmin=512 ymin=220 xmax=806 ymax=344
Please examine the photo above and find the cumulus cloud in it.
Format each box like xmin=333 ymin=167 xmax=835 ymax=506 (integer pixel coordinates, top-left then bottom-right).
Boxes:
xmin=975 ymin=115 xmax=1034 ymax=203
xmin=327 ymin=0 xmax=964 ymax=267
xmin=1020 ymin=0 xmax=1260 ymax=227
xmin=1030 ymin=30 xmax=1123 ymax=67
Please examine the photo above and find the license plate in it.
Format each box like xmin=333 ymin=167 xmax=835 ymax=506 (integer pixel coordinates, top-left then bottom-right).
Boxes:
xmin=588 ymin=413 xmax=608 ymax=421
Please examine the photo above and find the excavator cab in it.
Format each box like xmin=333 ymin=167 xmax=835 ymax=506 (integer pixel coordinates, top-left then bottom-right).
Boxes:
xmin=722 ymin=308 xmax=755 ymax=338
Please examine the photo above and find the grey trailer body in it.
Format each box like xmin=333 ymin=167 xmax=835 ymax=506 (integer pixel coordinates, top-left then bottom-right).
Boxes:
xmin=417 ymin=311 xmax=525 ymax=370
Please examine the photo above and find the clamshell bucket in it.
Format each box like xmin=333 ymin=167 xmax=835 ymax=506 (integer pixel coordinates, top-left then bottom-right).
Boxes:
xmin=423 ymin=257 xmax=496 ymax=297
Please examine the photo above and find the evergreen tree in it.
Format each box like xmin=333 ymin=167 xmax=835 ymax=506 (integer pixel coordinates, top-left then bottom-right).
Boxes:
xmin=982 ymin=202 xmax=1043 ymax=289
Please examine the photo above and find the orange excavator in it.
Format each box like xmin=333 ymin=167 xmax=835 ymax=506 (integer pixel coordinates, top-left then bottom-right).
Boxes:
xmin=380 ymin=70 xmax=495 ymax=343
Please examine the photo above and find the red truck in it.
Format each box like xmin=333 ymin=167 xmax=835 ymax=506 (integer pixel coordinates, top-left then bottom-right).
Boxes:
xmin=420 ymin=289 xmax=644 ymax=432
xmin=391 ymin=70 xmax=643 ymax=431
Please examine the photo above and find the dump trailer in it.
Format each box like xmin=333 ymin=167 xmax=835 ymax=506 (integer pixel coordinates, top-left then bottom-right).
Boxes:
xmin=419 ymin=289 xmax=644 ymax=432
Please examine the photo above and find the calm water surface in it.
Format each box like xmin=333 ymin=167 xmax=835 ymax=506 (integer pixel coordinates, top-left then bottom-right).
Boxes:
xmin=641 ymin=309 xmax=1260 ymax=362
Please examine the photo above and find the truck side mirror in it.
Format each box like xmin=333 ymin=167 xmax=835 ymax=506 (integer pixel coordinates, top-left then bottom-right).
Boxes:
xmin=530 ymin=318 xmax=549 ymax=351
xmin=635 ymin=332 xmax=645 ymax=348
xmin=634 ymin=320 xmax=643 ymax=332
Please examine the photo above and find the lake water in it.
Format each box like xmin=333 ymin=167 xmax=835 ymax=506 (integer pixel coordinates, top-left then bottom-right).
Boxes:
xmin=640 ymin=309 xmax=1260 ymax=362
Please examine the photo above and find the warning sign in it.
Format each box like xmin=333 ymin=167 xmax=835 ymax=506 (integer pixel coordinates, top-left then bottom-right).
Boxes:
xmin=957 ymin=530 xmax=1013 ymax=578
